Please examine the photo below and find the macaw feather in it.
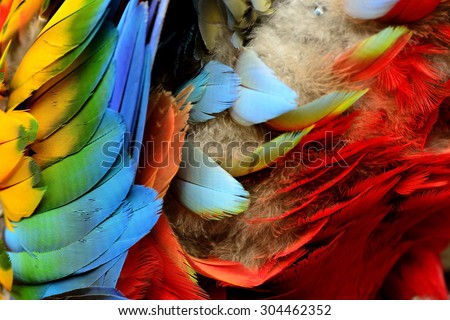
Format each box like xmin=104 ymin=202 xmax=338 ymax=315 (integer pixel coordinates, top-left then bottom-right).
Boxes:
xmin=0 ymin=110 xmax=37 ymax=163
xmin=225 ymin=127 xmax=313 ymax=177
xmin=12 ymin=253 xmax=125 ymax=299
xmin=35 ymin=110 xmax=125 ymax=213
xmin=177 ymin=61 xmax=240 ymax=123
xmin=117 ymin=215 xmax=208 ymax=299
xmin=8 ymin=0 xmax=111 ymax=109
xmin=0 ymin=169 xmax=46 ymax=223
xmin=31 ymin=62 xmax=115 ymax=168
xmin=382 ymin=0 xmax=441 ymax=22
xmin=333 ymin=26 xmax=412 ymax=82
xmin=0 ymin=157 xmax=40 ymax=190
xmin=9 ymin=202 xmax=132 ymax=284
xmin=74 ymin=186 xmax=161 ymax=275
xmin=137 ymin=87 xmax=191 ymax=198
xmin=4 ymin=154 xmax=135 ymax=252
xmin=0 ymin=239 xmax=12 ymax=292
xmin=267 ymin=90 xmax=368 ymax=131
xmin=344 ymin=0 xmax=398 ymax=20
xmin=172 ymin=141 xmax=250 ymax=220
xmin=44 ymin=286 xmax=126 ymax=300
xmin=28 ymin=24 xmax=117 ymax=141
xmin=230 ymin=49 xmax=298 ymax=126
xmin=110 ymin=0 xmax=148 ymax=136
xmin=0 ymin=0 xmax=44 ymax=47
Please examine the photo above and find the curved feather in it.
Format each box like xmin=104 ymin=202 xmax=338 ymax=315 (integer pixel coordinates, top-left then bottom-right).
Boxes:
xmin=172 ymin=141 xmax=250 ymax=220
xmin=28 ymin=24 xmax=117 ymax=141
xmin=0 ymin=157 xmax=39 ymax=190
xmin=4 ymin=155 xmax=135 ymax=252
xmin=75 ymin=186 xmax=160 ymax=274
xmin=334 ymin=26 xmax=412 ymax=82
xmin=9 ymin=202 xmax=131 ymax=284
xmin=0 ymin=110 xmax=37 ymax=181
xmin=137 ymin=87 xmax=191 ymax=197
xmin=35 ymin=110 xmax=125 ymax=213
xmin=382 ymin=0 xmax=441 ymax=22
xmin=344 ymin=0 xmax=398 ymax=20
xmin=0 ymin=239 xmax=12 ymax=292
xmin=176 ymin=61 xmax=240 ymax=123
xmin=8 ymin=0 xmax=111 ymax=109
xmin=12 ymin=254 xmax=124 ymax=299
xmin=110 ymin=1 xmax=148 ymax=138
xmin=31 ymin=61 xmax=116 ymax=168
xmin=230 ymin=49 xmax=298 ymax=126
xmin=0 ymin=174 xmax=46 ymax=223
xmin=44 ymin=286 xmax=126 ymax=300
xmin=225 ymin=127 xmax=313 ymax=177
xmin=267 ymin=90 xmax=368 ymax=131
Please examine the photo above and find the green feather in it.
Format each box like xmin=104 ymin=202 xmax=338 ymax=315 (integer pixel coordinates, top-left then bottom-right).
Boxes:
xmin=35 ymin=109 xmax=126 ymax=213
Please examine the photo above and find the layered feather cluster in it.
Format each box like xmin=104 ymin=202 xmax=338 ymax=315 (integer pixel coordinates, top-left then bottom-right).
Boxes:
xmin=0 ymin=0 xmax=169 ymax=299
xmin=154 ymin=0 xmax=450 ymax=300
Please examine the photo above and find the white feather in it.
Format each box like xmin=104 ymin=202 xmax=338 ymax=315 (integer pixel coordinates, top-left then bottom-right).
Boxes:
xmin=230 ymin=49 xmax=298 ymax=126
xmin=344 ymin=0 xmax=398 ymax=20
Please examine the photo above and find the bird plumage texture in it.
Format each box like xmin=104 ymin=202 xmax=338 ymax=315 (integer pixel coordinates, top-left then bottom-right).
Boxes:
xmin=1 ymin=0 xmax=450 ymax=300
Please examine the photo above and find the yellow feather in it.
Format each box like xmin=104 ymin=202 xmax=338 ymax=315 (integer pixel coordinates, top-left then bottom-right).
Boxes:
xmin=0 ymin=268 xmax=12 ymax=292
xmin=8 ymin=0 xmax=109 ymax=109
xmin=0 ymin=156 xmax=39 ymax=189
xmin=251 ymin=0 xmax=272 ymax=13
xmin=222 ymin=0 xmax=249 ymax=22
xmin=0 ymin=240 xmax=12 ymax=292
xmin=197 ymin=0 xmax=226 ymax=51
xmin=0 ymin=175 xmax=46 ymax=224
xmin=0 ymin=136 xmax=26 ymax=182
xmin=0 ymin=0 xmax=43 ymax=46
xmin=0 ymin=109 xmax=24 ymax=143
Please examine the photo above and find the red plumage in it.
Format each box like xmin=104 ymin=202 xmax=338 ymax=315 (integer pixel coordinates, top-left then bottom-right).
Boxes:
xmin=382 ymin=0 xmax=441 ymax=23
xmin=117 ymin=215 xmax=207 ymax=300
xmin=121 ymin=1 xmax=450 ymax=300
xmin=182 ymin=6 xmax=450 ymax=299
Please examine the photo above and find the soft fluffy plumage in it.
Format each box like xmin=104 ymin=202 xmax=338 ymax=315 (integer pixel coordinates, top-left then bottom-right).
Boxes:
xmin=161 ymin=0 xmax=450 ymax=299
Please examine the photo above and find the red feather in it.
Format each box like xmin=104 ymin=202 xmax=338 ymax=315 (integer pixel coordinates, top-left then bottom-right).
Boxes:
xmin=382 ymin=0 xmax=441 ymax=23
xmin=117 ymin=216 xmax=208 ymax=300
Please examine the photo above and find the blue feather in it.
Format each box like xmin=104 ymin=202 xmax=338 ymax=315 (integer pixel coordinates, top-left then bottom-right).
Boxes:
xmin=230 ymin=49 xmax=298 ymax=126
xmin=172 ymin=141 xmax=250 ymax=219
xmin=101 ymin=253 xmax=128 ymax=288
xmin=110 ymin=0 xmax=141 ymax=112
xmin=44 ymin=286 xmax=127 ymax=300
xmin=131 ymin=45 xmax=152 ymax=166
xmin=75 ymin=186 xmax=161 ymax=274
xmin=4 ymin=155 xmax=135 ymax=253
xmin=344 ymin=0 xmax=398 ymax=20
xmin=177 ymin=61 xmax=241 ymax=123
xmin=9 ymin=203 xmax=132 ymax=283
xmin=147 ymin=0 xmax=169 ymax=64
xmin=12 ymin=256 xmax=122 ymax=299
xmin=118 ymin=4 xmax=148 ymax=137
